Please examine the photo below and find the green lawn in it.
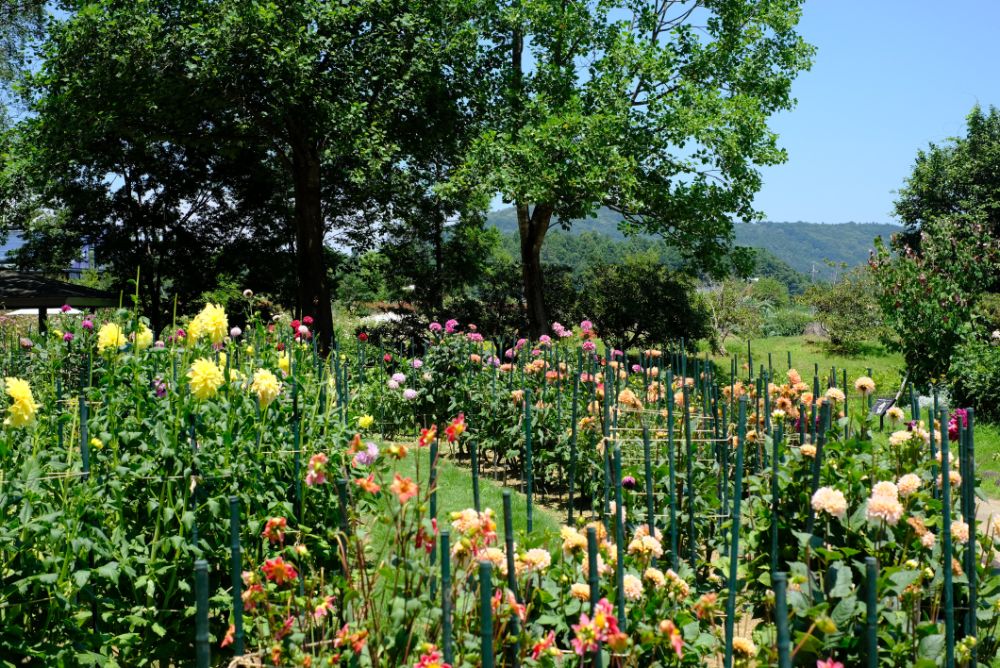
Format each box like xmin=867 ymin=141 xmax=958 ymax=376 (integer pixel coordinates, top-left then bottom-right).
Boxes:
xmin=709 ymin=335 xmax=1000 ymax=497
xmin=372 ymin=444 xmax=562 ymax=547
xmin=710 ymin=335 xmax=907 ymax=394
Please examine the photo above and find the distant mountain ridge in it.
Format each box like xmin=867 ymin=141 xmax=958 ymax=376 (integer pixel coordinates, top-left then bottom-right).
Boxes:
xmin=486 ymin=207 xmax=900 ymax=281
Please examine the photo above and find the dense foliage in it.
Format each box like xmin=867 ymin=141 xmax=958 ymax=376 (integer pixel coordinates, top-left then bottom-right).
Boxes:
xmin=806 ymin=267 xmax=887 ymax=355
xmin=2 ymin=307 xmax=998 ymax=667
xmin=894 ymin=105 xmax=1000 ymax=288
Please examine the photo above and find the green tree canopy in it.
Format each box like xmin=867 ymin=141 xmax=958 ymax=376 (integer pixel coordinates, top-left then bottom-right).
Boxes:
xmin=579 ymin=253 xmax=708 ymax=350
xmin=894 ymin=104 xmax=1000 ymax=293
xmin=4 ymin=0 xmax=478 ymax=344
xmin=454 ymin=0 xmax=813 ymax=336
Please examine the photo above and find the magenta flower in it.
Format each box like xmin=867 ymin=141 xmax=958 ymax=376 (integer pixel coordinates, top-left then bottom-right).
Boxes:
xmin=948 ymin=408 xmax=969 ymax=441
xmin=61 ymin=304 xmax=72 ymax=313
xmin=631 ymin=364 xmax=642 ymax=373
xmin=582 ymin=341 xmax=596 ymax=353
xmin=82 ymin=319 xmax=94 ymax=331
xmin=580 ymin=320 xmax=593 ymax=332
xmin=63 ymin=332 xmax=75 ymax=343
xmin=429 ymin=322 xmax=442 ymax=333
xmin=445 ymin=319 xmax=459 ymax=334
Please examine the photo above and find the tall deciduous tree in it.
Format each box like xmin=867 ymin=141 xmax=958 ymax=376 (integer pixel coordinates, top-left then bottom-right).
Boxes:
xmin=456 ymin=0 xmax=813 ymax=337
xmin=6 ymin=0 xmax=477 ymax=346
xmin=894 ymin=104 xmax=1000 ymax=292
xmin=6 ymin=2 xmax=294 ymax=332
xmin=187 ymin=0 xmax=477 ymax=351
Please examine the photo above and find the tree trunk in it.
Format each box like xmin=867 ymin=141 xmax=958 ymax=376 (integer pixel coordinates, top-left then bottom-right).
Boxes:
xmin=432 ymin=212 xmax=444 ymax=317
xmin=517 ymin=203 xmax=553 ymax=339
xmin=291 ymin=137 xmax=334 ymax=354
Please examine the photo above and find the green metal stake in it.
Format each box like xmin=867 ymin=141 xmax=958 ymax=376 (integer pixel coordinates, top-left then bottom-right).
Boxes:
xmin=667 ymin=370 xmax=678 ymax=571
xmin=195 ymin=559 xmax=210 ymax=668
xmin=80 ymin=392 xmax=90 ymax=480
xmin=479 ymin=561 xmax=495 ymax=668
xmin=470 ymin=439 xmax=481 ymax=513
xmin=723 ymin=397 xmax=747 ymax=668
xmin=865 ymin=557 xmax=878 ymax=668
xmin=441 ymin=529 xmax=453 ymax=666
xmin=228 ymin=497 xmax=245 ymax=656
xmin=613 ymin=445 xmax=626 ymax=624
xmin=430 ymin=437 xmax=439 ymax=597
xmin=568 ymin=360 xmax=581 ymax=524
xmin=940 ymin=411 xmax=955 ymax=668
xmin=771 ymin=424 xmax=783 ymax=578
xmin=586 ymin=527 xmax=604 ymax=668
xmin=964 ymin=409 xmax=977 ymax=658
xmin=524 ymin=388 xmax=534 ymax=533
xmin=683 ymin=377 xmax=695 ymax=572
xmin=501 ymin=490 xmax=521 ymax=667
xmin=775 ymin=572 xmax=791 ymax=668
xmin=602 ymin=351 xmax=612 ymax=525
xmin=335 ymin=479 xmax=350 ymax=533
xmin=642 ymin=425 xmax=655 ymax=536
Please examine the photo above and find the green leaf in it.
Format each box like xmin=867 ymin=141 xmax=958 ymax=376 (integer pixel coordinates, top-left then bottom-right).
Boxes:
xmin=917 ymin=634 xmax=945 ymax=660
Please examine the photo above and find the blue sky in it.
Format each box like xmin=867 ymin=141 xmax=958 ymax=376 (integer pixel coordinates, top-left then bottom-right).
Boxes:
xmin=754 ymin=0 xmax=1000 ymax=223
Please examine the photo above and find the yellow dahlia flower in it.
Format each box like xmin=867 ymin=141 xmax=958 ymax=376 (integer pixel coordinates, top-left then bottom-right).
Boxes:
xmin=134 ymin=323 xmax=154 ymax=350
xmin=187 ymin=358 xmax=224 ymax=400
xmin=189 ymin=303 xmax=228 ymax=344
xmin=251 ymin=368 xmax=282 ymax=407
xmin=278 ymin=352 xmax=290 ymax=376
xmin=4 ymin=377 xmax=40 ymax=427
xmin=97 ymin=323 xmax=126 ymax=353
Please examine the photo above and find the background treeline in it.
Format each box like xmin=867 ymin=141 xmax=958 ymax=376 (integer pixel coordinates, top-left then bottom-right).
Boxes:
xmin=488 ymin=207 xmax=899 ymax=282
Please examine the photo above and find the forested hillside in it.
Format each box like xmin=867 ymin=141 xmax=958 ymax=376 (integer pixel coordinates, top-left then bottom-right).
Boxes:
xmin=487 ymin=207 xmax=899 ymax=280
xmin=497 ymin=230 xmax=812 ymax=293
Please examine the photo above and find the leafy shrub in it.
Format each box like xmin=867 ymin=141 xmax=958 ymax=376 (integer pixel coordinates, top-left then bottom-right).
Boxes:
xmin=762 ymin=306 xmax=813 ymax=337
xmin=949 ymin=337 xmax=1000 ymax=422
xmin=579 ymin=254 xmax=709 ymax=350
xmin=806 ymin=267 xmax=887 ymax=354
xmin=872 ymin=215 xmax=1000 ymax=383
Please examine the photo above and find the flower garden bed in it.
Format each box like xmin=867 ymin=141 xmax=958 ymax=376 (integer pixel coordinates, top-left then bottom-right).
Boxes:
xmin=1 ymin=306 xmax=999 ymax=667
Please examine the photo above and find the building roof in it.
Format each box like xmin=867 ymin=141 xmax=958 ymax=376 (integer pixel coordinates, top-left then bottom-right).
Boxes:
xmin=0 ymin=270 xmax=116 ymax=309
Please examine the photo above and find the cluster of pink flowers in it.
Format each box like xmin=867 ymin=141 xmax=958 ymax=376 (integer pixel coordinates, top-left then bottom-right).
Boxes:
xmin=571 ymin=598 xmax=624 ymax=655
xmin=305 ymin=453 xmax=329 ymax=486
xmin=290 ymin=316 xmax=313 ymax=342
xmin=551 ymin=322 xmax=573 ymax=338
xmin=948 ymin=408 xmax=968 ymax=441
